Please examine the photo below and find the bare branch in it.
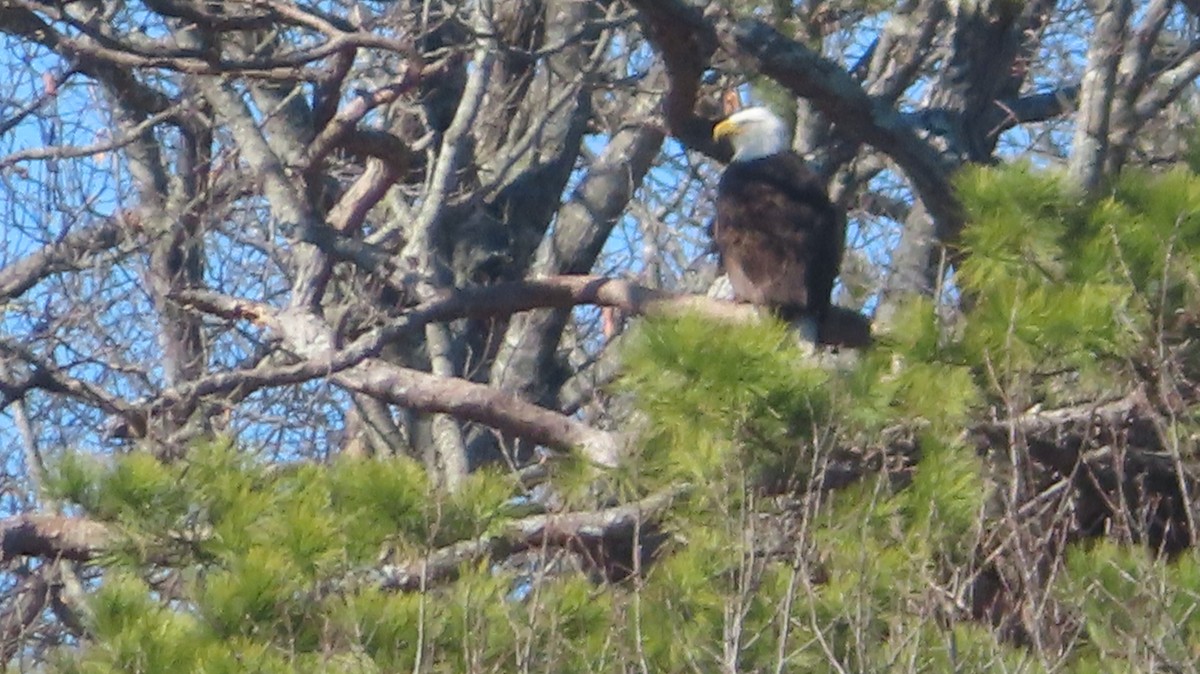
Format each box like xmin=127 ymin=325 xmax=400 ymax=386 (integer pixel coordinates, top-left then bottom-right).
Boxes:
xmin=1118 ymin=0 xmax=1174 ymax=101
xmin=0 ymin=106 xmax=180 ymax=168
xmin=0 ymin=67 xmax=75 ymax=137
xmin=0 ymin=218 xmax=132 ymax=302
xmin=0 ymin=338 xmax=143 ymax=427
xmin=1131 ymin=49 xmax=1200 ymax=125
xmin=337 ymin=359 xmax=624 ymax=467
xmin=491 ymin=108 xmax=665 ymax=403
xmin=327 ymin=159 xmax=402 ymax=235
xmin=158 ymin=276 xmax=869 ymax=463
xmin=376 ymin=486 xmax=685 ymax=591
xmin=862 ymin=0 xmax=946 ymax=102
xmin=198 ymin=76 xmax=330 ymax=310
xmin=9 ymin=0 xmax=408 ymax=79
xmin=304 ymin=73 xmax=421 ymax=171
xmin=0 ymin=5 xmax=173 ymax=115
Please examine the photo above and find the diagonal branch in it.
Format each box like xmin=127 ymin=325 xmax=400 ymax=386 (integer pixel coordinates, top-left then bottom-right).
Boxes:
xmin=0 ymin=338 xmax=143 ymax=428
xmin=12 ymin=277 xmax=863 ymax=455
xmin=336 ymin=359 xmax=623 ymax=467
xmin=303 ymin=72 xmax=422 ymax=171
xmin=0 ymin=487 xmax=683 ymax=598
xmin=0 ymin=5 xmax=173 ymax=116
xmin=198 ymin=76 xmax=331 ymax=311
xmin=626 ymin=0 xmax=727 ymax=159
xmin=375 ymin=486 xmax=685 ymax=591
xmin=0 ymin=217 xmax=134 ymax=301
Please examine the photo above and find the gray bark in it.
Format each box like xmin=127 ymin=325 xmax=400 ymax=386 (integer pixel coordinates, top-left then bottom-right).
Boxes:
xmin=1069 ymin=0 xmax=1134 ymax=190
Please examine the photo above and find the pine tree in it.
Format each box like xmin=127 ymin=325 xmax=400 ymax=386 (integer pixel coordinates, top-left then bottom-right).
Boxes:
xmin=40 ymin=164 xmax=1200 ymax=673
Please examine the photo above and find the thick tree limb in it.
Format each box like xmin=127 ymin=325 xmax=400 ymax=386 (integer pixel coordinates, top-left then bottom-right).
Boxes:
xmin=1068 ymin=0 xmax=1132 ymax=189
xmin=336 ymin=358 xmax=624 ymax=467
xmin=171 ymin=277 xmax=868 ymax=464
xmin=327 ymin=159 xmax=403 ymax=236
xmin=7 ymin=277 xmax=862 ymax=456
xmin=0 ymin=488 xmax=683 ymax=592
xmin=0 ymin=515 xmax=112 ymax=562
xmin=376 ymin=486 xmax=684 ymax=591
xmin=178 ymin=276 xmax=870 ymax=353
xmin=489 ymin=104 xmax=665 ymax=412
xmin=407 ymin=276 xmax=873 ymax=348
xmin=968 ymin=391 xmax=1166 ymax=476
xmin=1130 ymin=48 xmax=1200 ymax=126
xmin=304 ymin=72 xmax=422 ymax=171
xmin=0 ymin=487 xmax=678 ymax=606
xmin=984 ymin=86 xmax=1080 ymax=135
xmin=861 ymin=0 xmax=946 ymax=102
xmin=1118 ymin=0 xmax=1173 ymax=102
xmin=199 ymin=76 xmax=332 ymax=312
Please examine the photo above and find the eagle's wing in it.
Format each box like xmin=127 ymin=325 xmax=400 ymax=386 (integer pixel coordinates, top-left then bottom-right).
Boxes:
xmin=713 ymin=153 xmax=844 ymax=318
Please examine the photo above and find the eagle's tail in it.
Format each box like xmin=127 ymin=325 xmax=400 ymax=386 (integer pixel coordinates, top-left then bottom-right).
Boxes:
xmin=774 ymin=305 xmax=822 ymax=345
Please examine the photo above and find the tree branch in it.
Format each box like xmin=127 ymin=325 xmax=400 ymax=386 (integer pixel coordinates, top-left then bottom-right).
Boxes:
xmin=7 ymin=386 xmax=1195 ymax=585
xmin=625 ymin=0 xmax=728 ymax=160
xmin=0 ymin=218 xmax=132 ymax=301
xmin=0 ymin=5 xmax=173 ymax=116
xmin=335 ymin=359 xmax=624 ymax=467
xmin=1068 ymin=0 xmax=1132 ymax=189
xmin=303 ymin=72 xmax=421 ymax=172
xmin=985 ymin=86 xmax=1080 ymax=135
xmin=0 ymin=338 xmax=143 ymax=428
xmin=861 ymin=0 xmax=946 ymax=102
xmin=490 ymin=109 xmax=665 ymax=406
xmin=198 ymin=75 xmax=331 ymax=311
xmin=0 ymin=515 xmax=113 ymax=562
xmin=375 ymin=486 xmax=685 ymax=591
xmin=6 ymin=276 xmax=864 ymax=459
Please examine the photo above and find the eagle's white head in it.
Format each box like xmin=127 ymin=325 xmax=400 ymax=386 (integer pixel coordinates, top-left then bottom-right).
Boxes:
xmin=712 ymin=107 xmax=790 ymax=162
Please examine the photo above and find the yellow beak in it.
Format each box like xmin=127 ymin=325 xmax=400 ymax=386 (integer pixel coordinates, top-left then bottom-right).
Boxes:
xmin=713 ymin=119 xmax=740 ymax=141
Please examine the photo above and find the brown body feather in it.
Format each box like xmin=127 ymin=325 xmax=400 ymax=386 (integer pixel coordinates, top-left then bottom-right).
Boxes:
xmin=713 ymin=152 xmax=845 ymax=323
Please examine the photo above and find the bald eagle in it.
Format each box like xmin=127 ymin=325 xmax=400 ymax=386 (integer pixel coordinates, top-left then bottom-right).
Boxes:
xmin=712 ymin=107 xmax=845 ymax=343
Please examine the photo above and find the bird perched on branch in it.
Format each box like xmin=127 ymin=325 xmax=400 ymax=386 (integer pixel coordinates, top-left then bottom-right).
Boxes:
xmin=711 ymin=107 xmax=845 ymax=344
